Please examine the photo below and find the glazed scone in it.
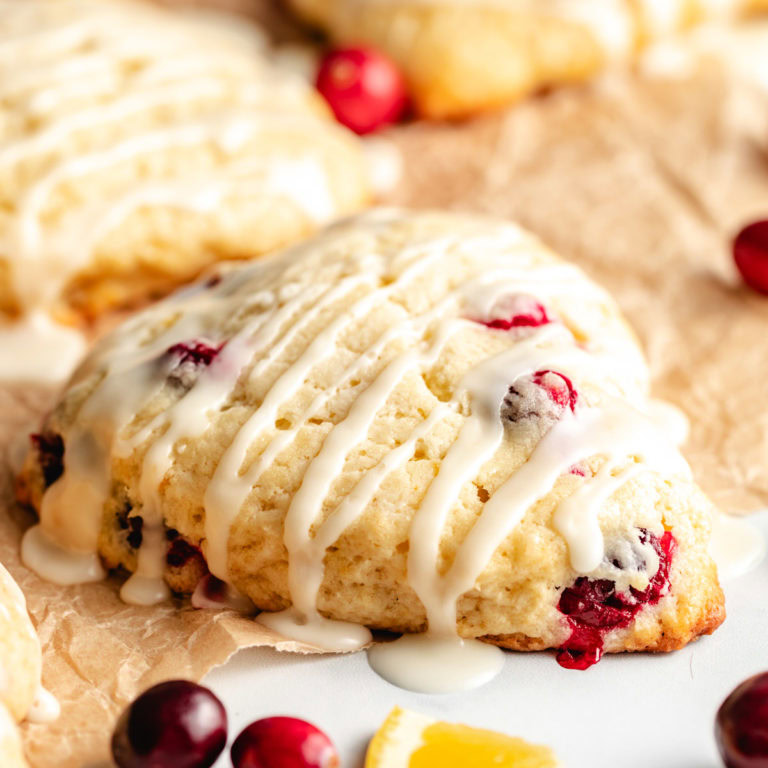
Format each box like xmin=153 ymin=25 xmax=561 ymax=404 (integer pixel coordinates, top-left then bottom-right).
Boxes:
xmin=0 ymin=564 xmax=42 ymax=768
xmin=287 ymin=0 xmax=768 ymax=118
xmin=18 ymin=209 xmax=724 ymax=667
xmin=0 ymin=0 xmax=369 ymax=323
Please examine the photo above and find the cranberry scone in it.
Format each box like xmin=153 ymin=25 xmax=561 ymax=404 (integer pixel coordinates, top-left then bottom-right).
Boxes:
xmin=287 ymin=0 xmax=768 ymax=118
xmin=18 ymin=209 xmax=724 ymax=669
xmin=0 ymin=564 xmax=44 ymax=768
xmin=0 ymin=0 xmax=368 ymax=323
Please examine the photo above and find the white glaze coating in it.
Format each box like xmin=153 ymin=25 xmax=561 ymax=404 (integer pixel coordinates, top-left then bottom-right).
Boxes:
xmin=24 ymin=210 xmax=714 ymax=691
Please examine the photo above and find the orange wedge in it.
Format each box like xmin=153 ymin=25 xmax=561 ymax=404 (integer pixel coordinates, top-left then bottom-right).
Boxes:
xmin=365 ymin=706 xmax=558 ymax=768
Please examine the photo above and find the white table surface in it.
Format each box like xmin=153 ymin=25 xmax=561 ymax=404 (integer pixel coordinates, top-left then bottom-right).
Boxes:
xmin=206 ymin=511 xmax=768 ymax=768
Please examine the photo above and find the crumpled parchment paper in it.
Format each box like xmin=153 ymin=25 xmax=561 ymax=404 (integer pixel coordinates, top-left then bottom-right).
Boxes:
xmin=2 ymin=7 xmax=768 ymax=766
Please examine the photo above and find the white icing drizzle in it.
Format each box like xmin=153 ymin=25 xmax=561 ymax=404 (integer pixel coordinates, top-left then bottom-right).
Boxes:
xmin=367 ymin=633 xmax=505 ymax=693
xmin=26 ymin=210 xmax=708 ymax=692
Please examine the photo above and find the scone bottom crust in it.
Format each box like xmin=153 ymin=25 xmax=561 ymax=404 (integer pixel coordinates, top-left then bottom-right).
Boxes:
xmin=17 ymin=210 xmax=725 ymax=680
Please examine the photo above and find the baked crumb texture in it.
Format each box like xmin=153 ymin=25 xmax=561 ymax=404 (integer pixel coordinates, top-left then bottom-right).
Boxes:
xmin=0 ymin=0 xmax=368 ymax=323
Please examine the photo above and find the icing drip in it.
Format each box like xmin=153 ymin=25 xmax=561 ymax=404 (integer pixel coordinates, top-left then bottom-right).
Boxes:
xmin=368 ymin=331 xmax=689 ymax=688
xmin=367 ymin=634 xmax=504 ymax=694
xmin=21 ymin=525 xmax=105 ymax=586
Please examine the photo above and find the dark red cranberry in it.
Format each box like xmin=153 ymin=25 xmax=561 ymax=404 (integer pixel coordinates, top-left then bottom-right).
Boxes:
xmin=716 ymin=672 xmax=768 ymax=768
xmin=167 ymin=341 xmax=223 ymax=367
xmin=30 ymin=433 xmax=64 ymax=487
xmin=126 ymin=516 xmax=143 ymax=550
xmin=111 ymin=680 xmax=226 ymax=768
xmin=533 ymin=370 xmax=577 ymax=413
xmin=166 ymin=537 xmax=200 ymax=568
xmin=556 ymin=530 xmax=675 ymax=670
xmin=316 ymin=47 xmax=407 ymax=135
xmin=231 ymin=717 xmax=338 ymax=768
xmin=480 ymin=300 xmax=551 ymax=330
xmin=734 ymin=220 xmax=768 ymax=294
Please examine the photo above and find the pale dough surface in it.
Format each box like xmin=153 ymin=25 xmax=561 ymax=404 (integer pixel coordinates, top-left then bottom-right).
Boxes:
xmin=0 ymin=0 xmax=369 ymax=323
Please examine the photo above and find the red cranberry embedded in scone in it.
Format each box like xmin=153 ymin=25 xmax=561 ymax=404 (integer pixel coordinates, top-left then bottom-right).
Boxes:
xmin=556 ymin=529 xmax=675 ymax=670
xmin=231 ymin=717 xmax=339 ymax=768
xmin=733 ymin=220 xmax=768 ymax=295
xmin=501 ymin=370 xmax=577 ymax=425
xmin=166 ymin=536 xmax=201 ymax=568
xmin=478 ymin=296 xmax=552 ymax=331
xmin=30 ymin=432 xmax=64 ymax=488
xmin=166 ymin=341 xmax=224 ymax=388
xmin=111 ymin=680 xmax=226 ymax=768
xmin=167 ymin=341 xmax=223 ymax=367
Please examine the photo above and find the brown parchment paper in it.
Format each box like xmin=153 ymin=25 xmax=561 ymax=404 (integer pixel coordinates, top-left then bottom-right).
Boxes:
xmin=3 ymin=6 xmax=768 ymax=765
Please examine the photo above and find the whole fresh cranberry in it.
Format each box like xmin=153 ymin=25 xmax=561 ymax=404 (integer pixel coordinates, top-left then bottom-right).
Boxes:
xmin=716 ymin=672 xmax=768 ymax=768
xmin=231 ymin=717 xmax=338 ymax=768
xmin=111 ymin=680 xmax=227 ymax=768
xmin=316 ymin=47 xmax=407 ymax=135
xmin=734 ymin=221 xmax=768 ymax=294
